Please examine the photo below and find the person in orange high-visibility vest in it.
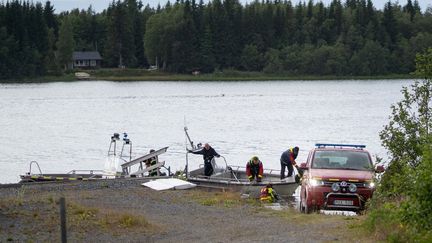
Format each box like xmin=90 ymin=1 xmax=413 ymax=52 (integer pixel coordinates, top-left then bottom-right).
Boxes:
xmin=246 ymin=156 xmax=263 ymax=182
xmin=260 ymin=184 xmax=279 ymax=203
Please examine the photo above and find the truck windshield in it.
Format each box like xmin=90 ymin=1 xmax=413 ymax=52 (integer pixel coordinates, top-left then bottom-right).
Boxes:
xmin=312 ymin=150 xmax=373 ymax=170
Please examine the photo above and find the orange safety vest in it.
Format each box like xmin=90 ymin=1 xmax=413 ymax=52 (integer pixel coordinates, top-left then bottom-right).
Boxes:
xmin=289 ymin=147 xmax=297 ymax=165
xmin=260 ymin=187 xmax=276 ymax=202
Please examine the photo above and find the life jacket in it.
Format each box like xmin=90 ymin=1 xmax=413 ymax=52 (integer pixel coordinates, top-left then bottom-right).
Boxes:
xmin=260 ymin=187 xmax=275 ymax=202
xmin=148 ymin=158 xmax=158 ymax=176
xmin=289 ymin=147 xmax=296 ymax=165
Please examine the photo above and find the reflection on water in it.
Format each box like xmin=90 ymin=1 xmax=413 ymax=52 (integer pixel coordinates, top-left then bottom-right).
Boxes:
xmin=0 ymin=80 xmax=411 ymax=183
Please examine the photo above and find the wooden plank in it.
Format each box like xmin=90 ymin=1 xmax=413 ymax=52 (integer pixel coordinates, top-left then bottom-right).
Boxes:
xmin=130 ymin=161 xmax=165 ymax=176
xmin=121 ymin=147 xmax=168 ymax=168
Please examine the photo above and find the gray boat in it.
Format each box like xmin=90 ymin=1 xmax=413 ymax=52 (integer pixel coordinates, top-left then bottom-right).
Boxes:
xmin=182 ymin=125 xmax=299 ymax=197
xmin=187 ymin=166 xmax=298 ymax=197
xmin=187 ymin=161 xmax=299 ymax=197
xmin=184 ymin=126 xmax=298 ymax=197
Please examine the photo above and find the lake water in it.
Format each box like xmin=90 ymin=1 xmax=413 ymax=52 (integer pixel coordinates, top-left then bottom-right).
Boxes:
xmin=0 ymin=80 xmax=412 ymax=183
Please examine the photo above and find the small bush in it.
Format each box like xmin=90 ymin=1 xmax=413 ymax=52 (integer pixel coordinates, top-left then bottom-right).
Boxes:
xmin=99 ymin=211 xmax=150 ymax=230
xmin=70 ymin=203 xmax=98 ymax=221
xmin=200 ymin=198 xmax=218 ymax=206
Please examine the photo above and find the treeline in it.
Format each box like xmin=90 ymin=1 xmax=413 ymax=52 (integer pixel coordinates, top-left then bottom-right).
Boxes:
xmin=1 ymin=0 xmax=432 ymax=79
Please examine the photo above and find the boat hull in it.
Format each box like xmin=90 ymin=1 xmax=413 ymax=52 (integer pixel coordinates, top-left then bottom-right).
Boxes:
xmin=19 ymin=173 xmax=104 ymax=183
xmin=187 ymin=166 xmax=299 ymax=197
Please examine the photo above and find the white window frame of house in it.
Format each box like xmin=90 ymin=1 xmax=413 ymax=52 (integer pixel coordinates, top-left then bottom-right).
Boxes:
xmin=75 ymin=60 xmax=86 ymax=67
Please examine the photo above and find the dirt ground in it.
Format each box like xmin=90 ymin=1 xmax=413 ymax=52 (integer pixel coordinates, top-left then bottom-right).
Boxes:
xmin=0 ymin=179 xmax=375 ymax=243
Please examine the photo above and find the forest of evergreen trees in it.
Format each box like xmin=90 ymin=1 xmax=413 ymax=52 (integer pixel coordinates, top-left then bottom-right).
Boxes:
xmin=0 ymin=0 xmax=431 ymax=79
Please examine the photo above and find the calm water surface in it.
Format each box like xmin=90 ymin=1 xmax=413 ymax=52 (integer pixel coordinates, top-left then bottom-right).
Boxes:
xmin=0 ymin=80 xmax=411 ymax=183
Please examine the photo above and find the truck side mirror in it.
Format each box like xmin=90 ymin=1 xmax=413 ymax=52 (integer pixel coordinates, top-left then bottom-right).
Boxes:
xmin=299 ymin=163 xmax=308 ymax=170
xmin=375 ymin=165 xmax=385 ymax=173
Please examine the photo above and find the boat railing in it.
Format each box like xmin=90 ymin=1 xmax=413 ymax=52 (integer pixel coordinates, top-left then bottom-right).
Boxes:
xmin=198 ymin=163 xmax=281 ymax=174
xmin=221 ymin=164 xmax=281 ymax=175
xmin=28 ymin=161 xmax=43 ymax=176
xmin=67 ymin=169 xmax=106 ymax=175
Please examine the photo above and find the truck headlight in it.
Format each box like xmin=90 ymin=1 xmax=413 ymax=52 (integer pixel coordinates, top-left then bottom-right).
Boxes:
xmin=367 ymin=182 xmax=375 ymax=188
xmin=349 ymin=183 xmax=357 ymax=193
xmin=310 ymin=178 xmax=324 ymax=187
xmin=331 ymin=183 xmax=340 ymax=192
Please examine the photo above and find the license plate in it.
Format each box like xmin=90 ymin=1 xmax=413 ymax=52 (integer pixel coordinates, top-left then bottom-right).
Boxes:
xmin=334 ymin=200 xmax=353 ymax=206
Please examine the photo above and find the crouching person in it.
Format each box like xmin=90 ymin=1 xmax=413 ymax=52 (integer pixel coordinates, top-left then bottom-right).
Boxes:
xmin=246 ymin=156 xmax=263 ymax=182
xmin=260 ymin=184 xmax=279 ymax=203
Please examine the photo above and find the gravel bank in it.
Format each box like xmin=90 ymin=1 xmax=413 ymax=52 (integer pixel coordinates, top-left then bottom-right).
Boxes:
xmin=0 ymin=179 xmax=369 ymax=242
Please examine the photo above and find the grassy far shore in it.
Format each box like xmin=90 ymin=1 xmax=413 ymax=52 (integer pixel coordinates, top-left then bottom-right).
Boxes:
xmin=0 ymin=68 xmax=416 ymax=83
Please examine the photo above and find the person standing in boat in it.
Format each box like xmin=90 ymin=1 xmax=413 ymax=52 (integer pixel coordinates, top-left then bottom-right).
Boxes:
xmin=246 ymin=156 xmax=264 ymax=182
xmin=188 ymin=143 xmax=220 ymax=176
xmin=145 ymin=149 xmax=158 ymax=176
xmin=280 ymin=146 xmax=299 ymax=179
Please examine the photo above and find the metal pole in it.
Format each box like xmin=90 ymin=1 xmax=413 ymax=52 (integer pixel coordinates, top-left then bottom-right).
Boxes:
xmin=113 ymin=140 xmax=116 ymax=156
xmin=185 ymin=152 xmax=189 ymax=178
xmin=129 ymin=141 xmax=132 ymax=162
xmin=60 ymin=197 xmax=67 ymax=243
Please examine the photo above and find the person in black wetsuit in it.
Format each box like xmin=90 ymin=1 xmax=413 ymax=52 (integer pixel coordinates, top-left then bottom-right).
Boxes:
xmin=188 ymin=143 xmax=220 ymax=176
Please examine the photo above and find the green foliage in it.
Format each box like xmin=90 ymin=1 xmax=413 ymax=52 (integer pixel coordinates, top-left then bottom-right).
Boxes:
xmin=2 ymin=0 xmax=432 ymax=79
xmin=240 ymin=44 xmax=263 ymax=71
xmin=56 ymin=17 xmax=75 ymax=70
xmin=45 ymin=28 xmax=60 ymax=75
xmin=365 ymin=145 xmax=432 ymax=242
xmin=144 ymin=8 xmax=180 ymax=69
xmin=366 ymin=48 xmax=432 ymax=241
xmin=402 ymin=141 xmax=432 ymax=231
xmin=415 ymin=48 xmax=432 ymax=77
xmin=263 ymin=48 xmax=283 ymax=73
xmin=380 ymin=79 xmax=431 ymax=169
xmin=104 ymin=1 xmax=136 ymax=68
xmin=364 ymin=202 xmax=404 ymax=237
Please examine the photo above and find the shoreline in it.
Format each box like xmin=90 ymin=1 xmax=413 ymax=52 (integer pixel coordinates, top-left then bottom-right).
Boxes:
xmin=0 ymin=70 xmax=416 ymax=83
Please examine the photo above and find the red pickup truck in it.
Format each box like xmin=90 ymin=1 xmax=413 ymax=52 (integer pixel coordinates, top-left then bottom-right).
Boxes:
xmin=299 ymin=144 xmax=384 ymax=213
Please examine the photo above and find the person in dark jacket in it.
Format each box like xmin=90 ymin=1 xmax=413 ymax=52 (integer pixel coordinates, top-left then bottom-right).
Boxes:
xmin=280 ymin=147 xmax=299 ymax=179
xmin=189 ymin=143 xmax=220 ymax=176
xmin=246 ymin=156 xmax=264 ymax=182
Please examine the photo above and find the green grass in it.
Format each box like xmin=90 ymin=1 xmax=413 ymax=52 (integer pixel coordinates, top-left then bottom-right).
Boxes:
xmin=0 ymin=191 xmax=156 ymax=236
xmin=186 ymin=190 xmax=245 ymax=207
xmin=361 ymin=201 xmax=432 ymax=242
xmin=0 ymin=68 xmax=416 ymax=83
xmin=90 ymin=69 xmax=415 ymax=81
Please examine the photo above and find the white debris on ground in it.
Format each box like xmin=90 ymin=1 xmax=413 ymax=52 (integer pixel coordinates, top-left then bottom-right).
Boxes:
xmin=264 ymin=203 xmax=289 ymax=211
xmin=320 ymin=210 xmax=358 ymax=216
xmin=142 ymin=178 xmax=196 ymax=191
